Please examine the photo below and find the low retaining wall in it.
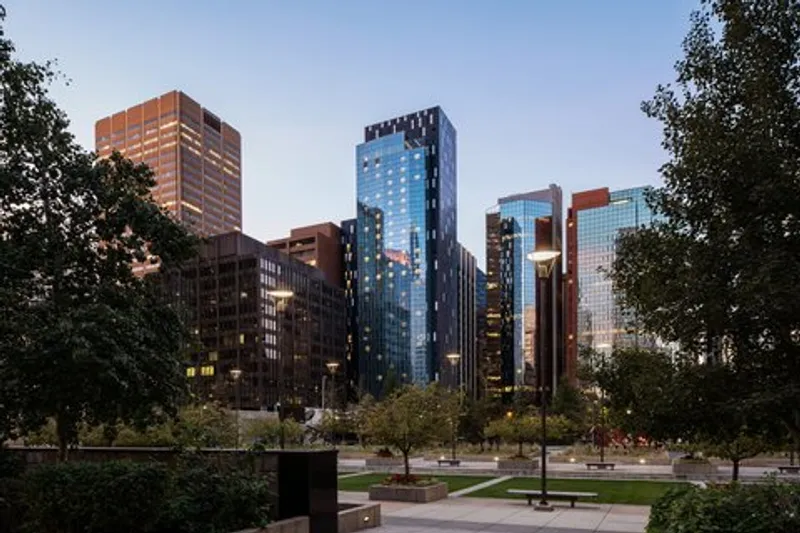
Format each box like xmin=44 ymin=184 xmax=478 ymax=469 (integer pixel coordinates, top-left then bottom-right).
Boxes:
xmin=497 ymin=459 xmax=539 ymax=473
xmin=338 ymin=503 xmax=381 ymax=533
xmin=234 ymin=516 xmax=309 ymax=533
xmin=364 ymin=457 xmax=420 ymax=468
xmin=672 ymin=461 xmax=718 ymax=478
xmin=368 ymin=482 xmax=447 ymax=503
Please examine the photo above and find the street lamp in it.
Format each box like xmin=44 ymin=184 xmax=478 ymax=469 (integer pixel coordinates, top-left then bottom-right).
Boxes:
xmin=323 ymin=361 xmax=340 ymax=447
xmin=445 ymin=352 xmax=461 ymax=463
xmin=595 ymin=343 xmax=612 ymax=465
xmin=267 ymin=289 xmax=294 ymax=450
xmin=527 ymin=248 xmax=561 ymax=512
xmin=229 ymin=368 xmax=243 ymax=450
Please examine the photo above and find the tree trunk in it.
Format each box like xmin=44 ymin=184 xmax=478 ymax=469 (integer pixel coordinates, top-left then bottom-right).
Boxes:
xmin=403 ymin=451 xmax=410 ymax=477
xmin=479 ymin=440 xmax=485 ymax=452
xmin=732 ymin=458 xmax=740 ymax=481
xmin=518 ymin=440 xmax=523 ymax=457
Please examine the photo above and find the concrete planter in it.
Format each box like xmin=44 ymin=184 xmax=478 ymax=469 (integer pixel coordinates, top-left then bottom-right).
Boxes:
xmin=368 ymin=482 xmax=448 ymax=503
xmin=672 ymin=461 xmax=718 ymax=477
xmin=497 ymin=459 xmax=540 ymax=473
xmin=233 ymin=516 xmax=309 ymax=533
xmin=338 ymin=503 xmax=381 ymax=533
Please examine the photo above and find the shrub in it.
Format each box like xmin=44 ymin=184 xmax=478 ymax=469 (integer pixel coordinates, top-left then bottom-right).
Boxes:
xmin=17 ymin=457 xmax=273 ymax=533
xmin=158 ymin=456 xmax=271 ymax=533
xmin=647 ymin=480 xmax=800 ymax=533
xmin=23 ymin=461 xmax=169 ymax=533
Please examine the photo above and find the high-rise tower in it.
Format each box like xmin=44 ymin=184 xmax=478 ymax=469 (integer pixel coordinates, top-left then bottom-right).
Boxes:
xmin=485 ymin=185 xmax=563 ymax=399
xmin=355 ymin=107 xmax=457 ymax=396
xmin=95 ymin=90 xmax=241 ymax=255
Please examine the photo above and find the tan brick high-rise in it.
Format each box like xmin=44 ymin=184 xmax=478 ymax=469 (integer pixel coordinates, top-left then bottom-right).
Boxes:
xmin=95 ymin=91 xmax=242 ymax=245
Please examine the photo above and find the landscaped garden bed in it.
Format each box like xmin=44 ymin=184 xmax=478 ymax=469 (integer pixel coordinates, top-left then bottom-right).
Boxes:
xmin=368 ymin=474 xmax=448 ymax=503
xmin=338 ymin=473 xmax=491 ymax=493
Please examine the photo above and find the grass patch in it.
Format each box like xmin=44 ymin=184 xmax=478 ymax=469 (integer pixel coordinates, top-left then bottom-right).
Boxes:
xmin=337 ymin=474 xmax=494 ymax=493
xmin=467 ymin=477 xmax=687 ymax=506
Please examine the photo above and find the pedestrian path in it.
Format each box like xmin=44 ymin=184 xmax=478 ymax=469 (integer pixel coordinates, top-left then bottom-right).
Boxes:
xmin=339 ymin=491 xmax=649 ymax=532
xmin=339 ymin=471 xmax=372 ymax=479
xmin=449 ymin=475 xmax=512 ymax=498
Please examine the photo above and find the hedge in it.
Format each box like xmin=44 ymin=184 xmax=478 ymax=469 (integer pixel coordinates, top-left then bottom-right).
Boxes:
xmin=5 ymin=458 xmax=272 ymax=533
xmin=647 ymin=480 xmax=800 ymax=533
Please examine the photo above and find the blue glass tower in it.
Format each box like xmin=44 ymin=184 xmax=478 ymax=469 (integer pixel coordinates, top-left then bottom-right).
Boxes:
xmin=485 ymin=185 xmax=563 ymax=395
xmin=356 ymin=107 xmax=457 ymax=396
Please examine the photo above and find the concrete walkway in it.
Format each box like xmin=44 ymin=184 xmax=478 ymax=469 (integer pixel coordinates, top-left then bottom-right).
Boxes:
xmin=449 ymin=476 xmax=512 ymax=498
xmin=340 ymin=491 xmax=650 ymax=533
xmin=338 ymin=457 xmax=786 ymax=481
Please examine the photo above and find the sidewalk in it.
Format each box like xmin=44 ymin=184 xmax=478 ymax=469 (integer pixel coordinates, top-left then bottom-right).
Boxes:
xmin=338 ymin=457 xmax=779 ymax=481
xmin=340 ymin=491 xmax=650 ymax=533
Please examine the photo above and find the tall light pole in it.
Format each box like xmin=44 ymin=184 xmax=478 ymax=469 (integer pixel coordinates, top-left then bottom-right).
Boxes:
xmin=445 ymin=352 xmax=461 ymax=462
xmin=230 ymin=368 xmax=243 ymax=450
xmin=267 ymin=289 xmax=294 ymax=450
xmin=325 ymin=361 xmax=340 ymax=446
xmin=595 ymin=343 xmax=612 ymax=464
xmin=527 ymin=249 xmax=560 ymax=512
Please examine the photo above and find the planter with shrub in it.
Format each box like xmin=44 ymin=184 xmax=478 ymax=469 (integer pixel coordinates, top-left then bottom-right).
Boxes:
xmin=647 ymin=481 xmax=800 ymax=533
xmin=671 ymin=456 xmax=717 ymax=477
xmin=368 ymin=474 xmax=447 ymax=503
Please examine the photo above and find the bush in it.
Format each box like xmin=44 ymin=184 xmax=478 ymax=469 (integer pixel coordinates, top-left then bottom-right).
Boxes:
xmin=647 ymin=480 xmax=800 ymax=533
xmin=159 ymin=456 xmax=271 ymax=533
xmin=17 ymin=458 xmax=272 ymax=533
xmin=23 ymin=461 xmax=169 ymax=533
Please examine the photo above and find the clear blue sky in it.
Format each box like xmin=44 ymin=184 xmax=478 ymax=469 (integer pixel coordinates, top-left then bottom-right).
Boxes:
xmin=5 ymin=0 xmax=695 ymax=266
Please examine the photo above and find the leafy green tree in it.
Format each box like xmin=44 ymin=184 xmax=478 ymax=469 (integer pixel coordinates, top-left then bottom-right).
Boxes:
xmin=0 ymin=9 xmax=198 ymax=460
xmin=244 ymin=417 xmax=304 ymax=449
xmin=486 ymin=414 xmax=538 ymax=459
xmin=173 ymin=404 xmax=237 ymax=449
xmin=351 ymin=393 xmax=375 ymax=447
xmin=551 ymin=377 xmax=588 ymax=427
xmin=365 ymin=385 xmax=449 ymax=477
xmin=611 ymin=0 xmax=800 ymax=460
xmin=460 ymin=396 xmax=491 ymax=451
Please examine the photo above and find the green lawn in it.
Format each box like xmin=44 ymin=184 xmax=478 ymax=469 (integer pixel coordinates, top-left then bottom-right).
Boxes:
xmin=467 ymin=477 xmax=686 ymax=506
xmin=337 ymin=473 xmax=494 ymax=493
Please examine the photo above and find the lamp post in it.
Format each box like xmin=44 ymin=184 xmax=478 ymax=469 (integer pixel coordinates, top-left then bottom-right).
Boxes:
xmin=230 ymin=368 xmax=243 ymax=450
xmin=445 ymin=352 xmax=461 ymax=462
xmin=267 ymin=289 xmax=294 ymax=450
xmin=527 ymin=249 xmax=560 ymax=512
xmin=595 ymin=343 xmax=611 ymax=464
xmin=325 ymin=361 xmax=340 ymax=446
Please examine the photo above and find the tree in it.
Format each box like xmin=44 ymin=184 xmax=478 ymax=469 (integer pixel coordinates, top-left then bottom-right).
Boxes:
xmin=0 ymin=8 xmax=198 ymax=460
xmin=173 ymin=404 xmax=237 ymax=449
xmin=460 ymin=396 xmax=491 ymax=451
xmin=611 ymin=0 xmax=800 ymax=462
xmin=486 ymin=414 xmax=538 ymax=459
xmin=365 ymin=385 xmax=448 ymax=477
xmin=243 ymin=417 xmax=304 ymax=449
xmin=551 ymin=377 xmax=588 ymax=427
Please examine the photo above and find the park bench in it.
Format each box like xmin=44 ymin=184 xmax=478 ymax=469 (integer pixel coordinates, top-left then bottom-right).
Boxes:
xmin=778 ymin=465 xmax=800 ymax=474
xmin=507 ymin=489 xmax=599 ymax=508
xmin=585 ymin=462 xmax=616 ymax=470
xmin=437 ymin=459 xmax=461 ymax=466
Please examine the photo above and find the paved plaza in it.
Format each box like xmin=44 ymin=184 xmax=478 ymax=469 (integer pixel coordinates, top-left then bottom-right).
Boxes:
xmin=338 ymin=456 xmax=781 ymax=480
xmin=341 ymin=490 xmax=650 ymax=533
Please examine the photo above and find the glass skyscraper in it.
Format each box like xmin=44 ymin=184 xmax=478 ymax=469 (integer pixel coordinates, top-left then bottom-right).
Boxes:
xmin=485 ymin=185 xmax=563 ymax=396
xmin=566 ymin=186 xmax=659 ymax=375
xmin=355 ymin=107 xmax=457 ymax=396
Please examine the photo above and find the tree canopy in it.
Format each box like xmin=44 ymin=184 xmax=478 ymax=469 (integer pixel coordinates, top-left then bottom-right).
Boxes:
xmin=611 ymin=0 xmax=800 ymax=462
xmin=0 ymin=7 xmax=198 ymax=459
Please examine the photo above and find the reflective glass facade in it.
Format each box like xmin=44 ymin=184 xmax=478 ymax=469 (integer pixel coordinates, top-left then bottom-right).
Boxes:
xmin=356 ymin=107 xmax=457 ymax=396
xmin=568 ymin=187 xmax=659 ymax=362
xmin=485 ymin=186 xmax=563 ymax=396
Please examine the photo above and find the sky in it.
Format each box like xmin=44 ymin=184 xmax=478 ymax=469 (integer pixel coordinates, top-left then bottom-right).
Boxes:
xmin=5 ymin=0 xmax=697 ymax=266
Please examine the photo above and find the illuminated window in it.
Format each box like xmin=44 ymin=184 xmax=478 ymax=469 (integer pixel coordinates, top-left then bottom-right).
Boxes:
xmin=186 ymin=367 xmax=196 ymax=377
xmin=200 ymin=365 xmax=215 ymax=376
